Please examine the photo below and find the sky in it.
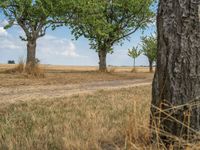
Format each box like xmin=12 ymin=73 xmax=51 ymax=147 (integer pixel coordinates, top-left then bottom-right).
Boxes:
xmin=0 ymin=14 xmax=156 ymax=67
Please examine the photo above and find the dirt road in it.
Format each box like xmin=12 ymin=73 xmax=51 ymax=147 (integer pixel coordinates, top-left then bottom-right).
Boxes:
xmin=0 ymin=79 xmax=152 ymax=103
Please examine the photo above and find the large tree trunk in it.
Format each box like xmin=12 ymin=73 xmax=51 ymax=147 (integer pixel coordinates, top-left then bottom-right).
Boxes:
xmin=151 ymin=0 xmax=200 ymax=147
xmin=26 ymin=39 xmax=37 ymax=66
xmin=149 ymin=60 xmax=153 ymax=73
xmin=98 ymin=50 xmax=107 ymax=72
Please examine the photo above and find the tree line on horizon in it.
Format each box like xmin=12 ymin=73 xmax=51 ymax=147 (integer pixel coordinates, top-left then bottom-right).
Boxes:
xmin=0 ymin=0 xmax=156 ymax=72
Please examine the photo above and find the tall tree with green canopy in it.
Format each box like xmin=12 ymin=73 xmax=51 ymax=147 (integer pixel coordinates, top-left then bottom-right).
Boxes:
xmin=141 ymin=35 xmax=157 ymax=72
xmin=66 ymin=0 xmax=155 ymax=72
xmin=0 ymin=0 xmax=65 ymax=67
xmin=128 ymin=46 xmax=142 ymax=72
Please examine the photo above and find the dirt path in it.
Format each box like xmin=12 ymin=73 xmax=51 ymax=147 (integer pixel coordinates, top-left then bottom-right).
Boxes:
xmin=0 ymin=79 xmax=152 ymax=103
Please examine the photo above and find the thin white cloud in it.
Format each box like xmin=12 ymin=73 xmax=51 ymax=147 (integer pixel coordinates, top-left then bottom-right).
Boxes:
xmin=38 ymin=35 xmax=80 ymax=58
xmin=61 ymin=41 xmax=79 ymax=57
xmin=0 ymin=31 xmax=24 ymax=50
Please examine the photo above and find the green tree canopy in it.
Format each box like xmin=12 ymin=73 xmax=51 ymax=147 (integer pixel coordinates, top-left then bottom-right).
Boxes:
xmin=62 ymin=0 xmax=155 ymax=71
xmin=141 ymin=34 xmax=157 ymax=72
xmin=128 ymin=46 xmax=142 ymax=72
xmin=0 ymin=0 xmax=58 ymax=40
xmin=128 ymin=47 xmax=142 ymax=60
xmin=142 ymin=35 xmax=157 ymax=62
xmin=0 ymin=0 xmax=66 ymax=66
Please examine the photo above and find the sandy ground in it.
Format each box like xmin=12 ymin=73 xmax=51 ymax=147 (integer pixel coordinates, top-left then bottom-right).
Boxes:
xmin=0 ymin=79 xmax=152 ymax=104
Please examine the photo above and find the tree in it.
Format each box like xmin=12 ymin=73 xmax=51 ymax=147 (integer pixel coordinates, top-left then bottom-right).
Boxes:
xmin=8 ymin=60 xmax=15 ymax=64
xmin=67 ymin=0 xmax=155 ymax=72
xmin=0 ymin=0 xmax=60 ymax=67
xmin=151 ymin=0 xmax=200 ymax=147
xmin=128 ymin=46 xmax=142 ymax=72
xmin=141 ymin=35 xmax=157 ymax=72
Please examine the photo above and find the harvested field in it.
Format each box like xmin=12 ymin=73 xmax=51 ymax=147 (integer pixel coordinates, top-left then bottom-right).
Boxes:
xmin=0 ymin=86 xmax=152 ymax=150
xmin=0 ymin=64 xmax=156 ymax=149
xmin=0 ymin=64 xmax=153 ymax=88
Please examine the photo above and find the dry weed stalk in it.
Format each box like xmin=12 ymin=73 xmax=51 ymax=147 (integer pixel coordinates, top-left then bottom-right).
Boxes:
xmin=151 ymin=101 xmax=200 ymax=149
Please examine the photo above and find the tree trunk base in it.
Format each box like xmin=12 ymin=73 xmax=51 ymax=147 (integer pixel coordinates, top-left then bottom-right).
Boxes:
xmin=26 ymin=40 xmax=36 ymax=66
xmin=98 ymin=50 xmax=107 ymax=72
xmin=99 ymin=68 xmax=108 ymax=72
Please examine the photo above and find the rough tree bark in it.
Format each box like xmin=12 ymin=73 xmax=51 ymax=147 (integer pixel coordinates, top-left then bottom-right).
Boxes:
xmin=98 ymin=49 xmax=107 ymax=72
xmin=151 ymin=0 xmax=200 ymax=146
xmin=26 ymin=39 xmax=37 ymax=66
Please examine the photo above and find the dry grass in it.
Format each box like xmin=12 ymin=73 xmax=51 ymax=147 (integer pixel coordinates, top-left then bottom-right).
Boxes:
xmin=0 ymin=63 xmax=198 ymax=149
xmin=4 ymin=60 xmax=24 ymax=74
xmin=3 ymin=62 xmax=45 ymax=78
xmin=108 ymin=67 xmax=116 ymax=73
xmin=150 ymin=103 xmax=200 ymax=150
xmin=0 ymin=64 xmax=156 ymax=149
xmin=0 ymin=86 xmax=152 ymax=150
xmin=25 ymin=63 xmax=45 ymax=78
xmin=0 ymin=64 xmax=154 ymax=73
xmin=0 ymin=64 xmax=153 ymax=87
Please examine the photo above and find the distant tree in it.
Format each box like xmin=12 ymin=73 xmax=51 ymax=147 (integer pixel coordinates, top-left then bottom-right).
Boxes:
xmin=0 ymin=0 xmax=63 ymax=67
xmin=128 ymin=46 xmax=142 ymax=72
xmin=141 ymin=35 xmax=157 ymax=72
xmin=65 ymin=0 xmax=155 ymax=72
xmin=8 ymin=60 xmax=15 ymax=64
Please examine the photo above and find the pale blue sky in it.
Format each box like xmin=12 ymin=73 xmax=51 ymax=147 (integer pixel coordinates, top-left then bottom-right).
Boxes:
xmin=0 ymin=13 xmax=156 ymax=66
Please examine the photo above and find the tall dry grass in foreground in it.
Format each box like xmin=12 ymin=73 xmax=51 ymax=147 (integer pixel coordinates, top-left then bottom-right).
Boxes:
xmin=1 ymin=85 xmax=199 ymax=149
xmin=0 ymin=86 xmax=152 ymax=150
xmin=5 ymin=59 xmax=45 ymax=78
xmin=151 ymin=103 xmax=200 ymax=150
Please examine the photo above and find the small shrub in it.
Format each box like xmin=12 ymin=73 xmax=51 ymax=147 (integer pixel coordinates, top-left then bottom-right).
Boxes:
xmin=109 ymin=67 xmax=116 ymax=73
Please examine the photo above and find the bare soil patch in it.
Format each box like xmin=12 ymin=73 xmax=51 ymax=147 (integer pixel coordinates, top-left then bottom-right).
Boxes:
xmin=0 ymin=64 xmax=153 ymax=103
xmin=0 ymin=79 xmax=151 ymax=103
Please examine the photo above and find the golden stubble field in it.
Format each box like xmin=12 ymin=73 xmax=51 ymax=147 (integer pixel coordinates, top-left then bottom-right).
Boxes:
xmin=0 ymin=64 xmax=153 ymax=73
xmin=0 ymin=64 xmax=154 ymax=87
xmin=0 ymin=86 xmax=152 ymax=150
xmin=0 ymin=64 xmax=156 ymax=149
